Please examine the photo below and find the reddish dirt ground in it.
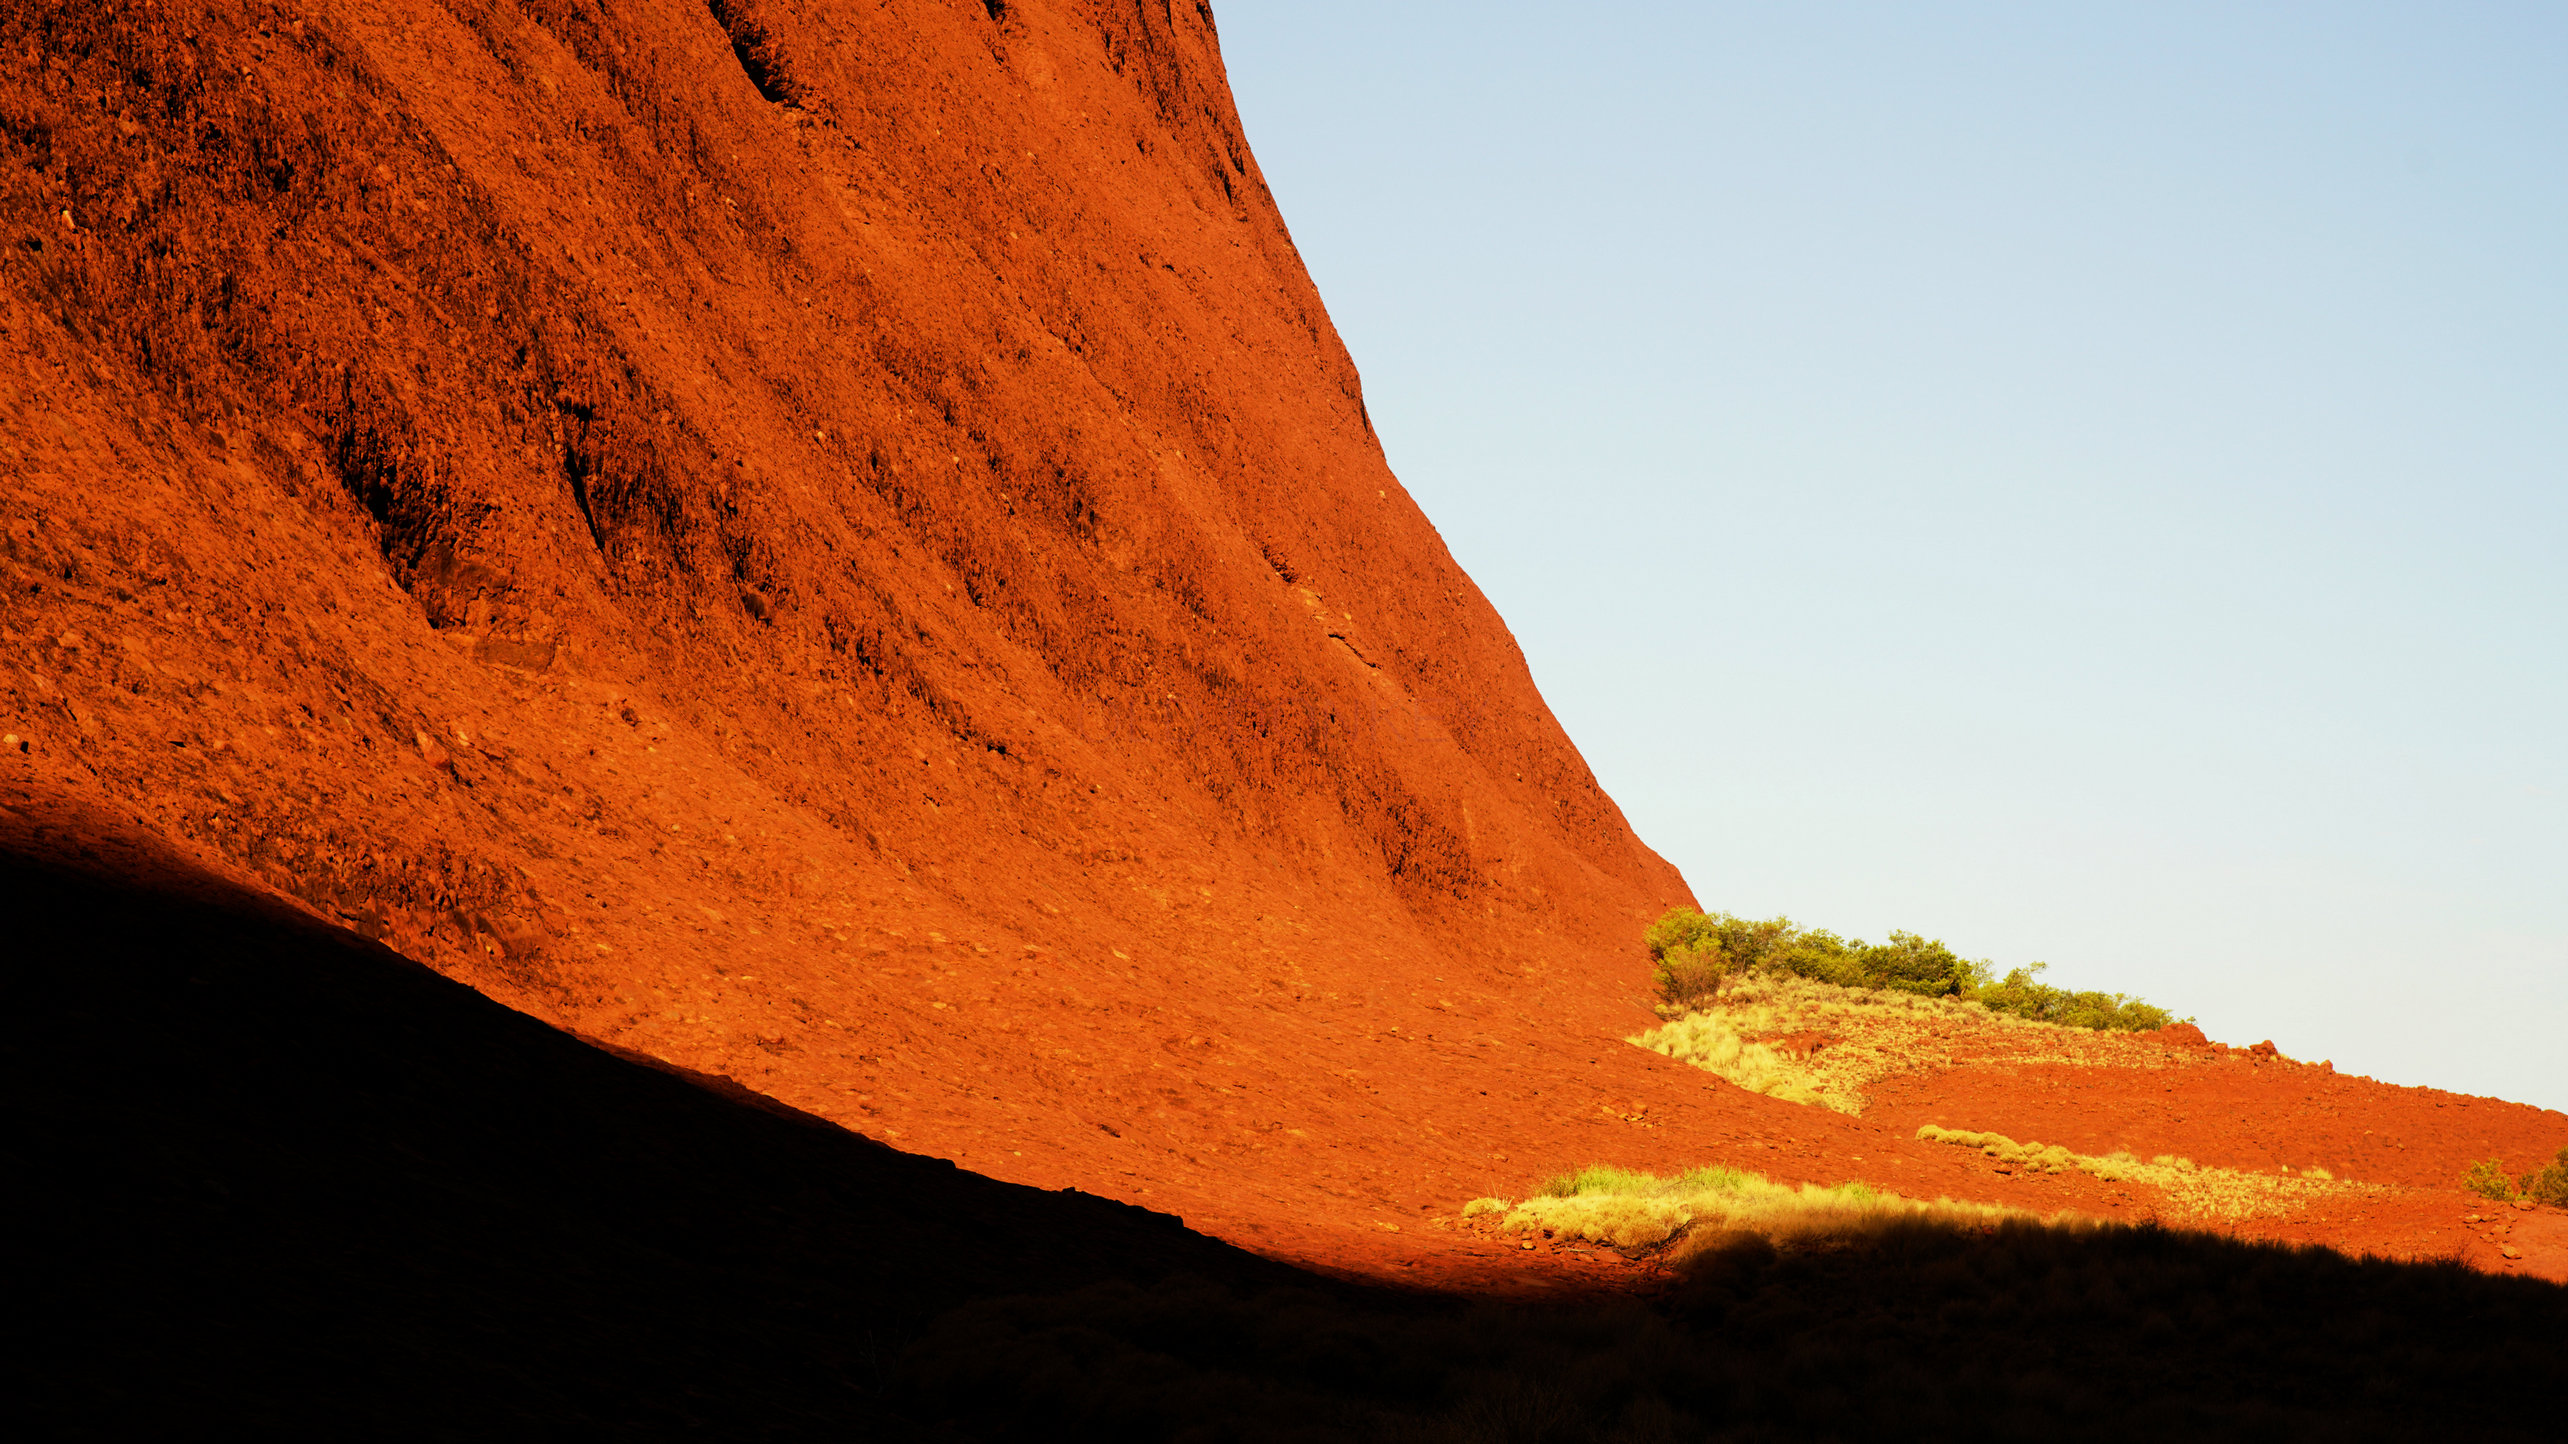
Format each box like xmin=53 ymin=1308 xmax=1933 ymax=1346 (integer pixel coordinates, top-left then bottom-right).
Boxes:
xmin=1869 ymin=1038 xmax=2568 ymax=1283
xmin=5 ymin=0 xmax=2561 ymax=1313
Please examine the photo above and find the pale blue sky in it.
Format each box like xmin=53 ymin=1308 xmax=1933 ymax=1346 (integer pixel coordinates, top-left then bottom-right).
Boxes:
xmin=1216 ymin=2 xmax=2567 ymax=1110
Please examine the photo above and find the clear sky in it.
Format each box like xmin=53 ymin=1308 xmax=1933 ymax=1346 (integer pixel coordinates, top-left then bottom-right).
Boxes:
xmin=1215 ymin=2 xmax=2568 ymax=1111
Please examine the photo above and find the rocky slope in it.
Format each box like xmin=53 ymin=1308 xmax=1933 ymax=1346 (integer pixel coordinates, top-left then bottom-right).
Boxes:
xmin=6 ymin=0 xmax=2561 ymax=1299
xmin=4 ymin=0 xmax=1694 ymax=1260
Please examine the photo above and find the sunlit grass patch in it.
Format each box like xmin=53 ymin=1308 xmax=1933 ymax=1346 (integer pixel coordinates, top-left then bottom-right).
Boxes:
xmin=1916 ymin=1124 xmax=2083 ymax=1175
xmin=1628 ymin=972 xmax=2178 ymax=1115
xmin=1914 ymin=1123 xmax=2383 ymax=1221
xmin=1461 ymin=1162 xmax=2027 ymax=1255
xmin=1623 ymin=1009 xmax=1835 ymax=1109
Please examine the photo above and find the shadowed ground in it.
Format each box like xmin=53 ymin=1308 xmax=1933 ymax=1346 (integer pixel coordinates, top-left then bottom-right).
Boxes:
xmin=4 ymin=793 xmax=1325 ymax=1437
xmin=9 ymin=791 xmax=2563 ymax=1440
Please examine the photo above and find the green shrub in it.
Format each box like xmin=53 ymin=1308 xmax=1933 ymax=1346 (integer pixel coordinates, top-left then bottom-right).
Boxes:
xmin=2523 ymin=1149 xmax=2568 ymax=1208
xmin=1969 ymin=962 xmax=2180 ymax=1032
xmin=1643 ymin=909 xmax=1772 ymax=1007
xmin=1857 ymin=931 xmax=1985 ymax=998
xmin=1645 ymin=908 xmax=1984 ymax=1005
xmin=1643 ymin=908 xmax=2181 ymax=1030
xmin=2464 ymin=1157 xmax=2520 ymax=1202
xmin=1650 ymin=941 xmax=1738 ymax=1010
xmin=2469 ymin=1148 xmax=2568 ymax=1206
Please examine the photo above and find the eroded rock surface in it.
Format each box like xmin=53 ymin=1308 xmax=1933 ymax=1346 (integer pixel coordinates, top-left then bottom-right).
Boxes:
xmin=2 ymin=0 xmax=1692 ymax=1265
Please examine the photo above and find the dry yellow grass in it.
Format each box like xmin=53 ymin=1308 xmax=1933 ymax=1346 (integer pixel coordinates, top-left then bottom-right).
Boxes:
xmin=1459 ymin=1163 xmax=2031 ymax=1256
xmin=1629 ymin=973 xmax=2191 ymax=1114
xmin=1623 ymin=1011 xmax=1835 ymax=1109
xmin=1913 ymin=1124 xmax=2382 ymax=1222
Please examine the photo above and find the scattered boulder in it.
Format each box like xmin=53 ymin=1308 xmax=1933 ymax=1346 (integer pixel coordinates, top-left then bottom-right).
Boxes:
xmin=473 ymin=635 xmax=557 ymax=671
xmin=2151 ymin=1022 xmax=2210 ymax=1048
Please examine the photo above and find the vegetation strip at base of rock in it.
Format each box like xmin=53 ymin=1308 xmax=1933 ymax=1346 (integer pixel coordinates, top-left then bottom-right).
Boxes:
xmin=1645 ymin=906 xmax=2184 ymax=1028
xmin=1629 ymin=972 xmax=2194 ymax=1115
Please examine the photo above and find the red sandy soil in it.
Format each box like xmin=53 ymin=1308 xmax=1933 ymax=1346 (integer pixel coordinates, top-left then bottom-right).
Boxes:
xmin=5 ymin=0 xmax=2561 ymax=1308
xmin=1869 ymin=1039 xmax=2568 ymax=1283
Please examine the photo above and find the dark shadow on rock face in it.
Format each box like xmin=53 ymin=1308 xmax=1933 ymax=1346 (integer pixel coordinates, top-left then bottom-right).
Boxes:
xmin=2 ymin=795 xmax=1316 ymax=1437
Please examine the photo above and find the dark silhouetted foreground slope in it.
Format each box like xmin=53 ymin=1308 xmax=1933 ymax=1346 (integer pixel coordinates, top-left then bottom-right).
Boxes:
xmin=10 ymin=790 xmax=2561 ymax=1439
xmin=4 ymin=788 xmax=1313 ymax=1436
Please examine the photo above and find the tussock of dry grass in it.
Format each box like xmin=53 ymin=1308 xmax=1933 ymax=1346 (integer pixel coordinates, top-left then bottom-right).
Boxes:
xmin=1914 ymin=1124 xmax=2382 ymax=1221
xmin=1916 ymin=1124 xmax=2085 ymax=1174
xmin=1462 ymin=1163 xmax=2030 ymax=1255
xmin=1629 ymin=972 xmax=2191 ymax=1114
xmin=1622 ymin=1011 xmax=1836 ymax=1109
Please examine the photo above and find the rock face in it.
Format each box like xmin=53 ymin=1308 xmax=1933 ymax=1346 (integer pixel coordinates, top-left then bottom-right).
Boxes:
xmin=3 ymin=2 xmax=1689 ymax=1249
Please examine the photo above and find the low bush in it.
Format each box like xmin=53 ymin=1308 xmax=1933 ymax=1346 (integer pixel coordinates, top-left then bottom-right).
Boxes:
xmin=2464 ymin=1147 xmax=2568 ymax=1206
xmin=1641 ymin=909 xmax=1762 ymax=1007
xmin=2527 ymin=1148 xmax=2568 ymax=1208
xmin=1648 ymin=938 xmax=1739 ymax=1010
xmin=2465 ymin=1157 xmax=2521 ymax=1202
xmin=1969 ymin=961 xmax=2181 ymax=1031
xmin=1644 ymin=906 xmax=2182 ymax=1030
